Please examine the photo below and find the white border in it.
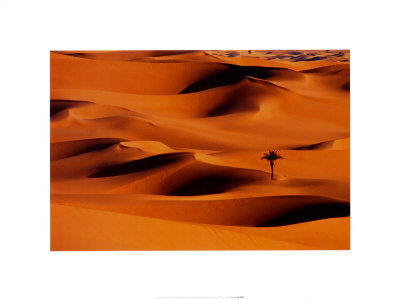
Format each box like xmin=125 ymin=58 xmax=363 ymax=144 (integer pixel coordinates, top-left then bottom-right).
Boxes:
xmin=1 ymin=0 xmax=399 ymax=299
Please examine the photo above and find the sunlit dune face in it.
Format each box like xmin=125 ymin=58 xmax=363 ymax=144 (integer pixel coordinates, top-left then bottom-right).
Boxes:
xmin=50 ymin=50 xmax=350 ymax=251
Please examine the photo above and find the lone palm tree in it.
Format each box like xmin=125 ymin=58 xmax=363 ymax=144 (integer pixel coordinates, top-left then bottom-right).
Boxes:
xmin=261 ymin=150 xmax=283 ymax=180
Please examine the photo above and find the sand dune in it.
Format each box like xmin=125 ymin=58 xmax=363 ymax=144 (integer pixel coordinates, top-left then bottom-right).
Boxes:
xmin=51 ymin=193 xmax=348 ymax=227
xmin=54 ymin=50 xmax=198 ymax=61
xmin=50 ymin=50 xmax=350 ymax=250
xmin=51 ymin=204 xmax=349 ymax=250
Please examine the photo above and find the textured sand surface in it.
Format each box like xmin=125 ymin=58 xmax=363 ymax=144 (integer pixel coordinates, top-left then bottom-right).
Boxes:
xmin=50 ymin=50 xmax=350 ymax=250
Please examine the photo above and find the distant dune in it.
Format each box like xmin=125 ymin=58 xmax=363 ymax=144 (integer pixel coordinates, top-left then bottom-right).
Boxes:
xmin=50 ymin=50 xmax=350 ymax=250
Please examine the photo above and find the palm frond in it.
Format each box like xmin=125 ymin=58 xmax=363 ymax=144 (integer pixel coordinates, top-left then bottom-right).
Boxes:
xmin=260 ymin=149 xmax=283 ymax=161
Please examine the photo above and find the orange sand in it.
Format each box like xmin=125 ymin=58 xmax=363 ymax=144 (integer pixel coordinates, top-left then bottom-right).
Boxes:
xmin=50 ymin=50 xmax=350 ymax=250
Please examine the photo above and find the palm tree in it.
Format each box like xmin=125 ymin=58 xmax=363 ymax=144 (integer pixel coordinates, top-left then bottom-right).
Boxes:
xmin=261 ymin=150 xmax=283 ymax=180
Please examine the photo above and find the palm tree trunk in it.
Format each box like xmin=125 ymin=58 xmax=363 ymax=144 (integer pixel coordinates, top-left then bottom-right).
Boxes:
xmin=270 ymin=162 xmax=274 ymax=180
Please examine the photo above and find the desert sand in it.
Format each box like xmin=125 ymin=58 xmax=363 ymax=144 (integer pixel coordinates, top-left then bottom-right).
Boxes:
xmin=50 ymin=50 xmax=350 ymax=250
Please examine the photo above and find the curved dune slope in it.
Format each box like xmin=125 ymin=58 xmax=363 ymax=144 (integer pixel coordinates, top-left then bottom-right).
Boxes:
xmin=55 ymin=50 xmax=198 ymax=61
xmin=50 ymin=50 xmax=350 ymax=250
xmin=180 ymin=64 xmax=304 ymax=93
